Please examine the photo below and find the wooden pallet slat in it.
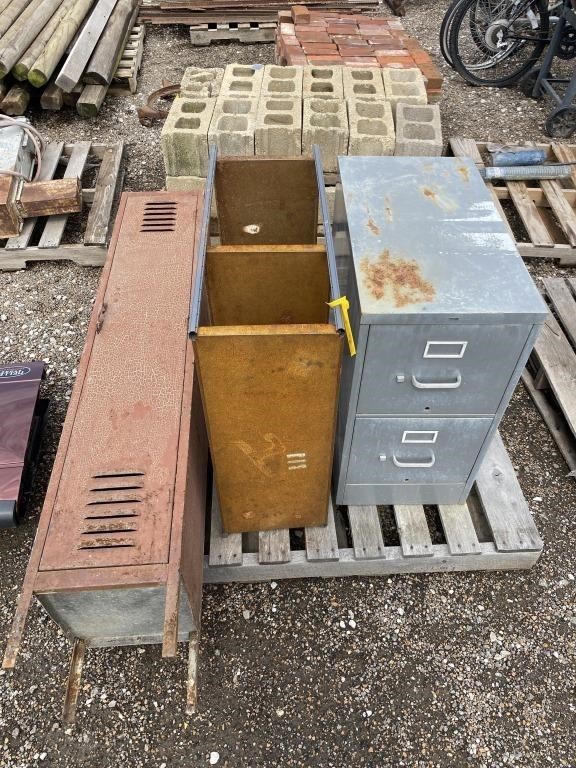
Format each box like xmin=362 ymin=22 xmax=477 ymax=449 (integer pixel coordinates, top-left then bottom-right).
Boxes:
xmin=37 ymin=141 xmax=91 ymax=249
xmin=347 ymin=505 xmax=386 ymax=560
xmin=533 ymin=312 xmax=576 ymax=438
xmin=438 ymin=504 xmax=482 ymax=555
xmin=475 ymin=432 xmax=543 ymax=552
xmin=84 ymin=142 xmax=124 ymax=245
xmin=259 ymin=529 xmax=291 ymax=564
xmin=393 ymin=504 xmax=433 ymax=557
xmin=304 ymin=499 xmax=339 ymax=562
xmin=208 ymin=491 xmax=242 ymax=567
xmin=506 ymin=181 xmax=555 ymax=247
xmin=544 ymin=277 xmax=576 ymax=348
xmin=540 ymin=179 xmax=576 ymax=247
xmin=5 ymin=141 xmax=64 ymax=251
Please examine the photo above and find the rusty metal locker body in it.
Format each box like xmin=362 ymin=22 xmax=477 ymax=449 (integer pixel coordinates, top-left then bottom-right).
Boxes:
xmin=3 ymin=191 xmax=208 ymax=716
xmin=189 ymin=150 xmax=344 ymax=534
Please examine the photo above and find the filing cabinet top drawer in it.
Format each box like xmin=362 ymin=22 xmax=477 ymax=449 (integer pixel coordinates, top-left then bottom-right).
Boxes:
xmin=358 ymin=323 xmax=530 ymax=416
xmin=336 ymin=157 xmax=548 ymax=325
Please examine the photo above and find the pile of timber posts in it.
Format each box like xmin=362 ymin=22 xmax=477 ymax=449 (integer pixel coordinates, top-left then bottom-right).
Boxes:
xmin=0 ymin=0 xmax=139 ymax=117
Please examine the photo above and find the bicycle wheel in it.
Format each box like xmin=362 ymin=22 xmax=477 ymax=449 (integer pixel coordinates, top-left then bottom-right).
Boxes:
xmin=440 ymin=0 xmax=465 ymax=66
xmin=448 ymin=0 xmax=550 ymax=86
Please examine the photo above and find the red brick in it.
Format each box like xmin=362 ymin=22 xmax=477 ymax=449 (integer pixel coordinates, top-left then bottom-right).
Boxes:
xmin=297 ymin=30 xmax=332 ymax=43
xmin=332 ymin=35 xmax=370 ymax=46
xmin=278 ymin=10 xmax=292 ymax=24
xmin=419 ymin=63 xmax=443 ymax=90
xmin=302 ymin=42 xmax=339 ymax=54
xmin=411 ymin=49 xmax=433 ymax=65
xmin=373 ymin=48 xmax=410 ymax=56
xmin=376 ymin=58 xmax=415 ymax=68
xmin=343 ymin=56 xmax=379 ymax=66
xmin=326 ymin=23 xmax=359 ymax=34
xmin=366 ymin=35 xmax=394 ymax=43
xmin=292 ymin=4 xmax=310 ymax=24
xmin=307 ymin=54 xmax=344 ymax=64
xmin=338 ymin=46 xmax=375 ymax=57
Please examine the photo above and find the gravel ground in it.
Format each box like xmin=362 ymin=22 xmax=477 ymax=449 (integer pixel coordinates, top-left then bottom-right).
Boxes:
xmin=1 ymin=2 xmax=576 ymax=766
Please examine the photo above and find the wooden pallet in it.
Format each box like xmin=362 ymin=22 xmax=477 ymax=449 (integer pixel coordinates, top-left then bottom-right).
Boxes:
xmin=190 ymin=20 xmax=276 ymax=45
xmin=0 ymin=142 xmax=124 ymax=271
xmin=523 ymin=277 xmax=576 ymax=474
xmin=204 ymin=432 xmax=543 ymax=583
xmin=448 ymin=138 xmax=576 ymax=266
xmin=109 ymin=24 xmax=146 ymax=95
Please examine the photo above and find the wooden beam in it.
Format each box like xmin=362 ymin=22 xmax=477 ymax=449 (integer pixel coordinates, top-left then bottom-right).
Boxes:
xmin=17 ymin=177 xmax=82 ymax=218
xmin=56 ymin=0 xmax=120 ymax=93
xmin=84 ymin=0 xmax=136 ymax=85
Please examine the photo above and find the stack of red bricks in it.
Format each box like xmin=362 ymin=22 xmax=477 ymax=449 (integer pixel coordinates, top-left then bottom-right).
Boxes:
xmin=275 ymin=4 xmax=442 ymax=101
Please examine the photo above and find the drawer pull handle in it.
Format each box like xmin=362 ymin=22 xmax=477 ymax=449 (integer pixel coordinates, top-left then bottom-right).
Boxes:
xmin=411 ymin=373 xmax=462 ymax=390
xmin=392 ymin=453 xmax=435 ymax=468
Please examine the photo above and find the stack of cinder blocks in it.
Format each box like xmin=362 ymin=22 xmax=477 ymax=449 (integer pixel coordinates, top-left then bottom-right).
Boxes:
xmin=161 ymin=62 xmax=443 ymax=192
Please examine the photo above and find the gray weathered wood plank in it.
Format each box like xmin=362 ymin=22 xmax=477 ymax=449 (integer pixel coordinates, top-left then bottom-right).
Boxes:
xmin=347 ymin=505 xmax=386 ymax=560
xmin=56 ymin=0 xmax=120 ymax=92
xmin=438 ymin=504 xmax=481 ymax=555
xmin=5 ymin=141 xmax=64 ymax=251
xmin=543 ymin=277 xmax=576 ymax=349
xmin=475 ymin=431 xmax=543 ymax=551
xmin=394 ymin=504 xmax=433 ymax=557
xmin=208 ymin=490 xmax=242 ymax=567
xmin=84 ymin=142 xmax=123 ymax=245
xmin=540 ymin=180 xmax=576 ymax=247
xmin=204 ymin=544 xmax=541 ymax=583
xmin=0 ymin=244 xmax=105 ymax=271
xmin=305 ymin=498 xmax=339 ymax=562
xmin=38 ymin=141 xmax=91 ymax=248
xmin=533 ymin=311 xmax=576 ymax=438
xmin=259 ymin=529 xmax=291 ymax=565
xmin=521 ymin=370 xmax=576 ymax=472
xmin=507 ymin=181 xmax=555 ymax=247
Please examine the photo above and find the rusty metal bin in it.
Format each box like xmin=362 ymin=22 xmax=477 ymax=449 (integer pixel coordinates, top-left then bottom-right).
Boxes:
xmin=189 ymin=148 xmax=344 ymax=534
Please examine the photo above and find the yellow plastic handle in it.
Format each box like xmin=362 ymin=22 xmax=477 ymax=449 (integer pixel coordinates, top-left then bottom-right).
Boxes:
xmin=327 ymin=296 xmax=356 ymax=357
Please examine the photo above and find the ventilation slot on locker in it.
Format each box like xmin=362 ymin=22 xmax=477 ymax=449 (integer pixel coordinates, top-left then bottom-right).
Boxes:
xmin=140 ymin=201 xmax=178 ymax=233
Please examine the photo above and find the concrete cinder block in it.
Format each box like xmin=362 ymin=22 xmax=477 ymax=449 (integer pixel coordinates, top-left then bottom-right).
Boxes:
xmin=347 ymin=98 xmax=395 ymax=156
xmin=255 ymin=96 xmax=302 ymax=157
xmin=382 ymin=67 xmax=427 ymax=115
xmin=342 ymin=67 xmax=385 ymax=100
xmin=302 ymin=98 xmax=348 ymax=173
xmin=161 ymin=96 xmax=216 ymax=178
xmin=394 ymin=102 xmax=442 ymax=156
xmin=181 ymin=67 xmax=223 ymax=98
xmin=302 ymin=65 xmax=344 ymax=100
xmin=166 ymin=175 xmax=217 ymax=218
xmin=219 ymin=63 xmax=264 ymax=99
xmin=208 ymin=97 xmax=258 ymax=155
xmin=261 ymin=64 xmax=303 ymax=98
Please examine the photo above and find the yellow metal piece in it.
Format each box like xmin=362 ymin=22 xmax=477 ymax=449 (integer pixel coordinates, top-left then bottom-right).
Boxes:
xmin=328 ymin=296 xmax=356 ymax=357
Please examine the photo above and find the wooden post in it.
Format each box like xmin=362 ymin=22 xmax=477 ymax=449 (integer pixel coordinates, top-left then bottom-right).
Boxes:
xmin=0 ymin=0 xmax=33 ymax=38
xmin=76 ymin=83 xmax=107 ymax=117
xmin=0 ymin=0 xmax=65 ymax=78
xmin=55 ymin=0 xmax=120 ymax=93
xmin=83 ymin=0 xmax=136 ymax=86
xmin=17 ymin=177 xmax=82 ymax=218
xmin=0 ymin=83 xmax=30 ymax=115
xmin=13 ymin=0 xmax=76 ymax=81
xmin=27 ymin=0 xmax=94 ymax=88
xmin=39 ymin=81 xmax=64 ymax=110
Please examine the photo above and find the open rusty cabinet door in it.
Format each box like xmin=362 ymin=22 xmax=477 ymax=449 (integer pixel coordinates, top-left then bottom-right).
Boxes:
xmin=189 ymin=147 xmax=344 ymax=534
xmin=3 ymin=191 xmax=208 ymax=721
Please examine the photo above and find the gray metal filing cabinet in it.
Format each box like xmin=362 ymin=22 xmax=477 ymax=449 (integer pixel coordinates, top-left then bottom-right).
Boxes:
xmin=332 ymin=156 xmax=547 ymax=506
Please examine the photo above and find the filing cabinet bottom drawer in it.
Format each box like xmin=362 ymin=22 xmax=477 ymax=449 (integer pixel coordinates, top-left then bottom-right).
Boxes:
xmin=340 ymin=482 xmax=467 ymax=506
xmin=346 ymin=417 xmax=492 ymax=487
